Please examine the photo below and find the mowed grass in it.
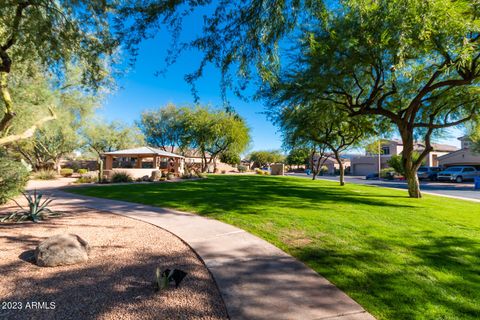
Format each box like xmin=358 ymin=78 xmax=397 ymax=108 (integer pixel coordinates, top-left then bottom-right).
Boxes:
xmin=68 ymin=175 xmax=480 ymax=319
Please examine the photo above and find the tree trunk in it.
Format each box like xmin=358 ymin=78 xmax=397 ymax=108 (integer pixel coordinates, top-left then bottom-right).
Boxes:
xmin=55 ymin=158 xmax=62 ymax=174
xmin=309 ymin=151 xmax=317 ymax=180
xmin=98 ymin=158 xmax=104 ymax=182
xmin=0 ymin=71 xmax=15 ymax=134
xmin=333 ymin=150 xmax=345 ymax=186
xmin=400 ymin=130 xmax=422 ymax=198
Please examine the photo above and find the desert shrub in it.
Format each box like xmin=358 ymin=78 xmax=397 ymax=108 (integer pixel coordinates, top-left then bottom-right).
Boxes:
xmin=264 ymin=171 xmax=271 ymax=175
xmin=380 ymin=168 xmax=396 ymax=179
xmin=77 ymin=168 xmax=88 ymax=175
xmin=34 ymin=169 xmax=57 ymax=180
xmin=255 ymin=168 xmax=263 ymax=174
xmin=75 ymin=171 xmax=98 ymax=184
xmin=150 ymin=170 xmax=162 ymax=181
xmin=182 ymin=173 xmax=193 ymax=179
xmin=166 ymin=172 xmax=175 ymax=180
xmin=237 ymin=165 xmax=247 ymax=173
xmin=319 ymin=165 xmax=328 ymax=175
xmin=111 ymin=171 xmax=133 ymax=183
xmin=0 ymin=157 xmax=30 ymax=204
xmin=197 ymin=172 xmax=207 ymax=178
xmin=160 ymin=177 xmax=166 ymax=181
xmin=221 ymin=170 xmax=226 ymax=174
xmin=60 ymin=168 xmax=74 ymax=177
xmin=1 ymin=191 xmax=59 ymax=223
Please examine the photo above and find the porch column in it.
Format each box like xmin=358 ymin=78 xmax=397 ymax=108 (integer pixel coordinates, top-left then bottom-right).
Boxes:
xmin=135 ymin=156 xmax=142 ymax=168
xmin=105 ymin=155 xmax=113 ymax=170
xmin=173 ymin=158 xmax=179 ymax=174
xmin=153 ymin=155 xmax=158 ymax=169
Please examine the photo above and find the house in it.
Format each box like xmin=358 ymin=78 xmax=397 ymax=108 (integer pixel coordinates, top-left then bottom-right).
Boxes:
xmin=103 ymin=147 xmax=185 ymax=179
xmin=437 ymin=136 xmax=480 ymax=169
xmin=350 ymin=139 xmax=458 ymax=176
xmin=312 ymin=154 xmax=351 ymax=175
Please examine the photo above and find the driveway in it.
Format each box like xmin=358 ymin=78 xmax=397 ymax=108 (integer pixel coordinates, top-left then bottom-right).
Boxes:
xmin=286 ymin=173 xmax=480 ymax=201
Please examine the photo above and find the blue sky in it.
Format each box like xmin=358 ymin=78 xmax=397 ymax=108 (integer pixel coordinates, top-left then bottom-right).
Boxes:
xmin=98 ymin=13 xmax=282 ymax=153
xmin=98 ymin=15 xmax=464 ymax=152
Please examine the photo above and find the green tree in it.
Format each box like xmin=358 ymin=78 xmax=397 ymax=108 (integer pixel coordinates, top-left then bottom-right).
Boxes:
xmin=387 ymin=153 xmax=423 ymax=176
xmin=138 ymin=104 xmax=190 ymax=152
xmin=248 ymin=150 xmax=284 ymax=168
xmin=220 ymin=150 xmax=241 ymax=166
xmin=269 ymin=0 xmax=480 ymax=197
xmin=186 ymin=106 xmax=251 ymax=172
xmin=286 ymin=148 xmax=310 ymax=167
xmin=0 ymin=1 xmax=126 ymax=146
xmin=10 ymin=67 xmax=99 ymax=171
xmin=471 ymin=124 xmax=480 ymax=153
xmin=0 ymin=155 xmax=29 ymax=204
xmin=83 ymin=121 xmax=144 ymax=158
xmin=275 ymin=103 xmax=373 ymax=185
xmin=82 ymin=120 xmax=144 ymax=179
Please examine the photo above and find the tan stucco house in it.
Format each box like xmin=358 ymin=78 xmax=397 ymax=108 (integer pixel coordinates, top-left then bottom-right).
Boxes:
xmin=312 ymin=155 xmax=351 ymax=175
xmin=350 ymin=139 xmax=458 ymax=176
xmin=103 ymin=147 xmax=185 ymax=179
xmin=437 ymin=136 xmax=480 ymax=169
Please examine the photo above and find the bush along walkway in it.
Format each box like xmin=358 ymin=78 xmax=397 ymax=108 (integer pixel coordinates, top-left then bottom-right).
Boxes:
xmin=54 ymin=191 xmax=375 ymax=320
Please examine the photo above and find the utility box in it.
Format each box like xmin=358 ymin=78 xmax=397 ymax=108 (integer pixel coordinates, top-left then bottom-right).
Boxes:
xmin=270 ymin=164 xmax=285 ymax=176
xmin=475 ymin=176 xmax=480 ymax=190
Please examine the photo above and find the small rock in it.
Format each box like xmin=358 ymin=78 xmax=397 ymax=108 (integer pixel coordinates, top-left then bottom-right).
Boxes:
xmin=35 ymin=234 xmax=90 ymax=267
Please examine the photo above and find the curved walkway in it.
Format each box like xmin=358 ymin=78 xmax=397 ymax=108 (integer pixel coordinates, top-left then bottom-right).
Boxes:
xmin=28 ymin=180 xmax=375 ymax=320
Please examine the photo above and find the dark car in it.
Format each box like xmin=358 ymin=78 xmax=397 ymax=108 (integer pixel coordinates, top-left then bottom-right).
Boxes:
xmin=437 ymin=166 xmax=479 ymax=183
xmin=365 ymin=173 xmax=379 ymax=180
xmin=417 ymin=166 xmax=442 ymax=181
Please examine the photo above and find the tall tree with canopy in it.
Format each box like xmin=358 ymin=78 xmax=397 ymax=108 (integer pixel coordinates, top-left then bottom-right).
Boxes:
xmin=248 ymin=150 xmax=285 ymax=168
xmin=137 ymin=104 xmax=190 ymax=153
xmin=82 ymin=120 xmax=144 ymax=179
xmin=267 ymin=0 xmax=480 ymax=197
xmin=9 ymin=66 xmax=100 ymax=171
xmin=275 ymin=103 xmax=373 ymax=184
xmin=185 ymin=106 xmax=251 ymax=172
xmin=0 ymin=0 xmax=123 ymax=146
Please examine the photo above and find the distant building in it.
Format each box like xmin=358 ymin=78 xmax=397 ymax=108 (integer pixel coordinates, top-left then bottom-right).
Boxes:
xmin=312 ymin=155 xmax=350 ymax=175
xmin=438 ymin=136 xmax=480 ymax=169
xmin=350 ymin=139 xmax=458 ymax=176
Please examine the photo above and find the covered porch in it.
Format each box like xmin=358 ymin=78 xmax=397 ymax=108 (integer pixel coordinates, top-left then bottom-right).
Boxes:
xmin=103 ymin=147 xmax=184 ymax=179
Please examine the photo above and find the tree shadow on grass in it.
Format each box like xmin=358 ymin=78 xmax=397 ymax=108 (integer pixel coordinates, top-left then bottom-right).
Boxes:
xmin=65 ymin=175 xmax=417 ymax=218
xmin=293 ymin=232 xmax=480 ymax=320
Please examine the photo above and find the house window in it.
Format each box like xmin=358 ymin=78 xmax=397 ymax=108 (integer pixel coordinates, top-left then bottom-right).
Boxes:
xmin=159 ymin=158 xmax=168 ymax=169
xmin=381 ymin=146 xmax=390 ymax=155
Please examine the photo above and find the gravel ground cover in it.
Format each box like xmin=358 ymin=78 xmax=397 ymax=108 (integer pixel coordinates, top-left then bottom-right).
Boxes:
xmin=0 ymin=205 xmax=227 ymax=320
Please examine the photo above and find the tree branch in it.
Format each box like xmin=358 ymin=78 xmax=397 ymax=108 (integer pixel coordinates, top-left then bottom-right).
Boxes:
xmin=0 ymin=107 xmax=56 ymax=146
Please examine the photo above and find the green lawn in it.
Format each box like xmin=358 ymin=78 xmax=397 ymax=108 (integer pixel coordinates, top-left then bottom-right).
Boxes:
xmin=68 ymin=175 xmax=480 ymax=320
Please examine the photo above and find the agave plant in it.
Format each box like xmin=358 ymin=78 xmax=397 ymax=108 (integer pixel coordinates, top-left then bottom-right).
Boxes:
xmin=153 ymin=267 xmax=187 ymax=292
xmin=0 ymin=190 xmax=59 ymax=223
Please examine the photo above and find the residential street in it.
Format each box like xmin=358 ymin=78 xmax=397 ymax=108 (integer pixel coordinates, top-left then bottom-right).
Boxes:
xmin=286 ymin=173 xmax=480 ymax=201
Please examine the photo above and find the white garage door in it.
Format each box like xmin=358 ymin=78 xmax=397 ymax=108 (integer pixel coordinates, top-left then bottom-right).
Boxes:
xmin=353 ymin=164 xmax=375 ymax=176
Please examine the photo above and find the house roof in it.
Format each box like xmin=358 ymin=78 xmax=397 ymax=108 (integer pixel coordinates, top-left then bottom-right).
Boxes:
xmin=103 ymin=147 xmax=184 ymax=158
xmin=414 ymin=143 xmax=459 ymax=152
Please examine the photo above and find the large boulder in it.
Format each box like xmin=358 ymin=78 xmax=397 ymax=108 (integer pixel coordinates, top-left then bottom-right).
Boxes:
xmin=35 ymin=234 xmax=90 ymax=267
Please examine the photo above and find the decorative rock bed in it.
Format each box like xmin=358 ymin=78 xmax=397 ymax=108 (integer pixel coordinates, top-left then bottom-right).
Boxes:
xmin=0 ymin=206 xmax=227 ymax=320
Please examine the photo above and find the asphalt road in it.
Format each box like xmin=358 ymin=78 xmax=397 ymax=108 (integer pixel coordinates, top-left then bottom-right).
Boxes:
xmin=286 ymin=173 xmax=480 ymax=201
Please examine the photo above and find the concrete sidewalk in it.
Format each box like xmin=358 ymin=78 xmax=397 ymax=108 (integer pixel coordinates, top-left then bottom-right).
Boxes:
xmin=50 ymin=190 xmax=375 ymax=320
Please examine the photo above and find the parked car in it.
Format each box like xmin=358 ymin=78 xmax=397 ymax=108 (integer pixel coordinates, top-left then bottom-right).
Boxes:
xmin=437 ymin=166 xmax=479 ymax=183
xmin=365 ymin=173 xmax=379 ymax=180
xmin=417 ymin=166 xmax=442 ymax=181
